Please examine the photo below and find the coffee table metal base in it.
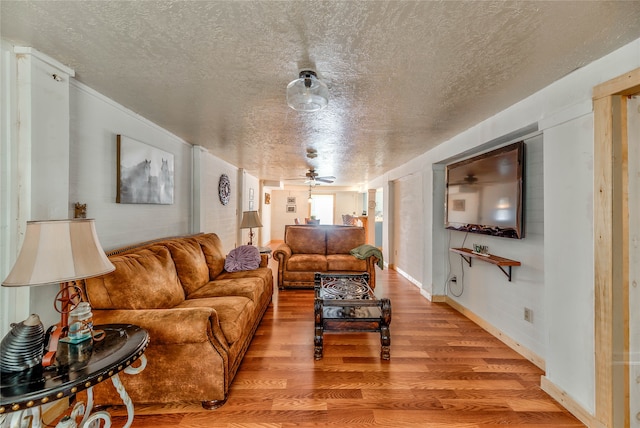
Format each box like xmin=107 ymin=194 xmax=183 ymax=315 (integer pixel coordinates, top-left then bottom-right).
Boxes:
xmin=313 ymin=273 xmax=391 ymax=360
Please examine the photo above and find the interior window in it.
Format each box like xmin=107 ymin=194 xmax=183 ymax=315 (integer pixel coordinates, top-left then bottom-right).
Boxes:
xmin=310 ymin=194 xmax=334 ymax=225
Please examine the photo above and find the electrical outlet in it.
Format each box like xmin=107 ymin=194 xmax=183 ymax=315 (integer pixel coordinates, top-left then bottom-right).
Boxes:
xmin=450 ymin=275 xmax=457 ymax=283
xmin=524 ymin=308 xmax=533 ymax=323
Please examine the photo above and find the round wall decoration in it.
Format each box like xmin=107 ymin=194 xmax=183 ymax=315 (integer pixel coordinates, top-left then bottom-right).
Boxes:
xmin=218 ymin=174 xmax=231 ymax=205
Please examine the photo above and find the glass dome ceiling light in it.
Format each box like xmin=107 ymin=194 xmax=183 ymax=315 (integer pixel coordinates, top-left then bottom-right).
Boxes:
xmin=286 ymin=70 xmax=329 ymax=112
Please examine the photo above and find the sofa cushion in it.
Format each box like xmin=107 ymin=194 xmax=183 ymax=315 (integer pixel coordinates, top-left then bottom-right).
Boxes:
xmin=194 ymin=234 xmax=226 ymax=279
xmin=224 ymin=245 xmax=261 ymax=272
xmin=327 ymin=254 xmax=368 ymax=271
xmin=287 ymin=254 xmax=327 ymax=272
xmin=187 ymin=277 xmax=265 ymax=303
xmin=286 ymin=226 xmax=326 ymax=255
xmin=165 ymin=238 xmax=210 ymax=296
xmin=326 ymin=227 xmax=365 ymax=255
xmin=85 ymin=246 xmax=185 ymax=310
xmin=217 ymin=267 xmax=273 ymax=290
xmin=177 ymin=296 xmax=255 ymax=345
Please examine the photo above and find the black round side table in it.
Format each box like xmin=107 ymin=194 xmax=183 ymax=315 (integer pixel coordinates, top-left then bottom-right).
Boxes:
xmin=1 ymin=324 xmax=149 ymax=428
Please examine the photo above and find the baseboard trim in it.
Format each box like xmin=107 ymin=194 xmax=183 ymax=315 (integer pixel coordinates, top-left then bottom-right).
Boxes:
xmin=444 ymin=297 xmax=546 ymax=371
xmin=540 ymin=376 xmax=602 ymax=428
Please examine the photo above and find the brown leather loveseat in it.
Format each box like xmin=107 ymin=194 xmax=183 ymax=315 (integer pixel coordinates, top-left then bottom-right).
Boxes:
xmin=273 ymin=225 xmax=379 ymax=289
xmin=82 ymin=233 xmax=273 ymax=409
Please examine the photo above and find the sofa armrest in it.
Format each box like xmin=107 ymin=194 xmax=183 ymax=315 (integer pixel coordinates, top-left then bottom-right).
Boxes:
xmin=273 ymin=244 xmax=292 ymax=261
xmin=273 ymin=244 xmax=292 ymax=288
xmin=92 ymin=307 xmax=229 ymax=352
xmin=365 ymin=255 xmax=380 ymax=289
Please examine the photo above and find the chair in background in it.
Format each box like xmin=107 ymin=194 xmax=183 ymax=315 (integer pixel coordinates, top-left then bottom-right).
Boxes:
xmin=342 ymin=214 xmax=364 ymax=228
xmin=294 ymin=218 xmax=301 ymax=225
xmin=342 ymin=214 xmax=357 ymax=226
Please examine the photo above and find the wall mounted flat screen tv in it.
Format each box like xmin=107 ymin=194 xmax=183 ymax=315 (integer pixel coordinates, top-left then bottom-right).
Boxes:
xmin=445 ymin=141 xmax=525 ymax=239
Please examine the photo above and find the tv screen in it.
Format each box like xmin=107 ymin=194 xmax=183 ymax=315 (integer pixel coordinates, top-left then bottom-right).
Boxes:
xmin=445 ymin=141 xmax=525 ymax=239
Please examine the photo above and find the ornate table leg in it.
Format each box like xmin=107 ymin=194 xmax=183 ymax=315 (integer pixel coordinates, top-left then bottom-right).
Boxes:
xmin=81 ymin=411 xmax=111 ymax=427
xmin=110 ymin=355 xmax=147 ymax=428
xmin=314 ymin=299 xmax=324 ymax=360
xmin=4 ymin=408 xmax=41 ymax=428
xmin=379 ymin=298 xmax=392 ymax=360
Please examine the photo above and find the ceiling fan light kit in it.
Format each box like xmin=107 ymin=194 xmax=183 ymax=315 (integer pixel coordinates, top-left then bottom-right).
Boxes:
xmin=286 ymin=70 xmax=329 ymax=112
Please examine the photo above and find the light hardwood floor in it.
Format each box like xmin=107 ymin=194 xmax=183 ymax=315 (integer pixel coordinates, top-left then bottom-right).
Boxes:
xmin=111 ymin=253 xmax=585 ymax=427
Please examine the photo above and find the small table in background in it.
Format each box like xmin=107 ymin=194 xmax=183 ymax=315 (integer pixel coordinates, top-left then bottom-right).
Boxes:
xmin=314 ymin=273 xmax=392 ymax=360
xmin=258 ymin=246 xmax=272 ymax=261
xmin=0 ymin=324 xmax=149 ymax=428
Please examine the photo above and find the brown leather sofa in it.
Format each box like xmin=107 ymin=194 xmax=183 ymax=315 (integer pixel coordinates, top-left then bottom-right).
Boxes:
xmin=273 ymin=225 xmax=379 ymax=289
xmin=82 ymin=233 xmax=273 ymax=409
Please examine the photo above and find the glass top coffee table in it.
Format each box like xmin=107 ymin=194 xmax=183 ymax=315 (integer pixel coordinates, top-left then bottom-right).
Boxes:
xmin=314 ymin=273 xmax=391 ymax=360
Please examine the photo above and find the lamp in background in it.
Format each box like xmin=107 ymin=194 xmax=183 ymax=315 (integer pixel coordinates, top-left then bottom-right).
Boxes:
xmin=286 ymin=70 xmax=329 ymax=112
xmin=240 ymin=211 xmax=263 ymax=246
xmin=2 ymin=219 xmax=115 ymax=366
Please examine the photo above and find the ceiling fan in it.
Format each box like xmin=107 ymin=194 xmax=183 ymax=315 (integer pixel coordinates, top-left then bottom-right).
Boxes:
xmin=305 ymin=168 xmax=335 ymax=184
xmin=285 ymin=168 xmax=335 ymax=185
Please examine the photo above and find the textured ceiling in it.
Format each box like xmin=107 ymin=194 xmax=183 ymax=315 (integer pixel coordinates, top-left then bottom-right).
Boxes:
xmin=2 ymin=1 xmax=640 ymax=187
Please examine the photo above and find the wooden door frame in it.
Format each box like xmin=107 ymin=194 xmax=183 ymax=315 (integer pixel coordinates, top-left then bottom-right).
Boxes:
xmin=593 ymin=68 xmax=640 ymax=428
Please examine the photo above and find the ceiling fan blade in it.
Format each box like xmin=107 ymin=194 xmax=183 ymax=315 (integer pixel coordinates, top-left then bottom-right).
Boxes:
xmin=315 ymin=177 xmax=334 ymax=183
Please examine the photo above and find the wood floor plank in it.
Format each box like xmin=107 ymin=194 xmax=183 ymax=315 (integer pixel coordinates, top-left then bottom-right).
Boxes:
xmin=108 ymin=255 xmax=584 ymax=427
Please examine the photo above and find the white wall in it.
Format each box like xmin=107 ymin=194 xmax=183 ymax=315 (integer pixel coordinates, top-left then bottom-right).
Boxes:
xmin=0 ymin=46 xmax=78 ymax=332
xmin=0 ymin=45 xmax=58 ymax=334
xmin=193 ymin=146 xmax=240 ymax=254
xmin=70 ymin=81 xmax=245 ymax=256
xmin=269 ymin=188 xmax=364 ymax=240
xmin=260 ymin=186 xmax=273 ymax=244
xmin=370 ymin=37 xmax=640 ymax=416
xmin=69 ymin=81 xmax=193 ymax=250
xmin=542 ymin=114 xmax=594 ymax=410
xmin=271 ymin=189 xmax=309 ymax=239
xmin=447 ymin=133 xmax=545 ymax=358
xmin=392 ymin=173 xmax=424 ymax=287
xmin=0 ymin=41 xmax=19 ymax=338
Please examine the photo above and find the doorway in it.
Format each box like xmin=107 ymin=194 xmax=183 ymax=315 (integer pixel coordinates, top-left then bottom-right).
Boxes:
xmin=593 ymin=68 xmax=640 ymax=428
xmin=627 ymin=94 xmax=639 ymax=428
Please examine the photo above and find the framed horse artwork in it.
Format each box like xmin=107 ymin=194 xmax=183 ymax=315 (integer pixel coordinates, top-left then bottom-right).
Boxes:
xmin=117 ymin=135 xmax=174 ymax=204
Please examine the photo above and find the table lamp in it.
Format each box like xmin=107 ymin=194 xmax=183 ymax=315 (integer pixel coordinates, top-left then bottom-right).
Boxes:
xmin=240 ymin=211 xmax=263 ymax=246
xmin=2 ymin=219 xmax=115 ymax=366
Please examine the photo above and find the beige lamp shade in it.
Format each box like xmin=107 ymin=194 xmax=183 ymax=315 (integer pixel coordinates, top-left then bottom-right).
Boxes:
xmin=240 ymin=211 xmax=263 ymax=229
xmin=2 ymin=219 xmax=115 ymax=287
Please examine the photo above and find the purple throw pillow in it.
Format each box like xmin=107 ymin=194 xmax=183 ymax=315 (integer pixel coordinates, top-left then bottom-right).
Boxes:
xmin=224 ymin=245 xmax=261 ymax=272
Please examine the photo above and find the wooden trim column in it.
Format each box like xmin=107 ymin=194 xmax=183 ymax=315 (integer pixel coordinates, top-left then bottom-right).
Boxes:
xmin=593 ymin=68 xmax=639 ymax=428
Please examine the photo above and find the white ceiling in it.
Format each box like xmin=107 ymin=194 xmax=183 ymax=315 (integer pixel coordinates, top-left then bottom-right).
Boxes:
xmin=2 ymin=1 xmax=640 ymax=187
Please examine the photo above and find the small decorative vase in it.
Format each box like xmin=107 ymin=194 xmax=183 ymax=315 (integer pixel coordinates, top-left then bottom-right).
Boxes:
xmin=0 ymin=314 xmax=45 ymax=372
